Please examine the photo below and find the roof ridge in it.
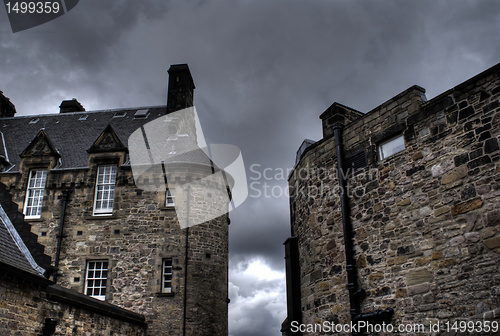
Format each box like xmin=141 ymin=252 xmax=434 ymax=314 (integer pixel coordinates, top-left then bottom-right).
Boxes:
xmin=1 ymin=104 xmax=168 ymax=119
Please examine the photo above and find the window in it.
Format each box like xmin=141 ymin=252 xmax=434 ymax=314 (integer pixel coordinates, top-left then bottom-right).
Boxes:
xmin=84 ymin=260 xmax=108 ymax=300
xmin=162 ymin=258 xmax=173 ymax=293
xmin=379 ymin=135 xmax=405 ymax=160
xmin=24 ymin=169 xmax=47 ymax=218
xmin=94 ymin=165 xmax=117 ymax=215
xmin=166 ymin=188 xmax=175 ymax=207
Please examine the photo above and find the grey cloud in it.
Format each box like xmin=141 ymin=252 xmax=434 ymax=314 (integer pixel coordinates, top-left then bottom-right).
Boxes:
xmin=1 ymin=1 xmax=500 ymax=335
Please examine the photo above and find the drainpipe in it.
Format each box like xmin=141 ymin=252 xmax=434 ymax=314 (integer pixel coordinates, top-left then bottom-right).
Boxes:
xmin=53 ymin=188 xmax=70 ymax=283
xmin=332 ymin=123 xmax=394 ymax=334
xmin=332 ymin=123 xmax=364 ymax=319
xmin=182 ymin=185 xmax=191 ymax=336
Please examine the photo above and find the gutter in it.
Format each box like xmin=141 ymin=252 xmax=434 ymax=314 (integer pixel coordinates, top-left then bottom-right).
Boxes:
xmin=332 ymin=123 xmax=394 ymax=334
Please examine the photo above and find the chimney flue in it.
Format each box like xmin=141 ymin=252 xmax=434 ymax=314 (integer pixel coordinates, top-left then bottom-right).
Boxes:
xmin=167 ymin=64 xmax=195 ymax=113
xmin=0 ymin=91 xmax=16 ymax=118
xmin=59 ymin=98 xmax=85 ymax=113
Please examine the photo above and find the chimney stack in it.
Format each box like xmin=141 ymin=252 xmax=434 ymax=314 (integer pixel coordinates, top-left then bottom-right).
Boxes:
xmin=167 ymin=64 xmax=195 ymax=113
xmin=59 ymin=98 xmax=85 ymax=113
xmin=0 ymin=91 xmax=16 ymax=118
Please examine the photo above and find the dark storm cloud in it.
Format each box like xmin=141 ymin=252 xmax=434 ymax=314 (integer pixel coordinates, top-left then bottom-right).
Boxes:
xmin=1 ymin=1 xmax=500 ymax=335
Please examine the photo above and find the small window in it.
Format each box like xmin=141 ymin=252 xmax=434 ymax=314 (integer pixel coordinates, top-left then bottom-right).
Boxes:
xmin=166 ymin=188 xmax=175 ymax=207
xmin=134 ymin=109 xmax=150 ymax=119
xmin=162 ymin=258 xmax=173 ymax=293
xmin=379 ymin=135 xmax=405 ymax=160
xmin=93 ymin=165 xmax=117 ymax=215
xmin=84 ymin=260 xmax=108 ymax=301
xmin=113 ymin=111 xmax=127 ymax=118
xmin=24 ymin=169 xmax=48 ymax=218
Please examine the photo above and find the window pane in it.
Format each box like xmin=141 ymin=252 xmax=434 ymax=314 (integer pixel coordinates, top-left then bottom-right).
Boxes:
xmin=85 ymin=260 xmax=108 ymax=300
xmin=379 ymin=135 xmax=405 ymax=159
xmin=166 ymin=188 xmax=175 ymax=206
xmin=24 ymin=169 xmax=47 ymax=218
xmin=162 ymin=258 xmax=173 ymax=293
xmin=94 ymin=166 xmax=117 ymax=214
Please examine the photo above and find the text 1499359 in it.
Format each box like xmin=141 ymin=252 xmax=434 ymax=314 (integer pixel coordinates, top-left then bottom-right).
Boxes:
xmin=5 ymin=2 xmax=60 ymax=14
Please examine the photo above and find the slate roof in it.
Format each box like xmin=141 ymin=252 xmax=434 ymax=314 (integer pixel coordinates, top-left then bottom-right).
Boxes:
xmin=0 ymin=105 xmax=212 ymax=172
xmin=0 ymin=203 xmax=45 ymax=276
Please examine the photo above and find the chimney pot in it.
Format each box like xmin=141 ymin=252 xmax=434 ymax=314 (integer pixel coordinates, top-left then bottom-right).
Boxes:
xmin=59 ymin=99 xmax=85 ymax=113
xmin=0 ymin=91 xmax=16 ymax=118
xmin=167 ymin=64 xmax=195 ymax=113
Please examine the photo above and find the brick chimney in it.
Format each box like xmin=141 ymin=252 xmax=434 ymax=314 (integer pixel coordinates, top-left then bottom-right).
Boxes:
xmin=167 ymin=64 xmax=195 ymax=113
xmin=59 ymin=98 xmax=85 ymax=113
xmin=0 ymin=91 xmax=16 ymax=118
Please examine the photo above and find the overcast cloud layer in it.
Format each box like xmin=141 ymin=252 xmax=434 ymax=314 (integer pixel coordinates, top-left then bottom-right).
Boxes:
xmin=1 ymin=1 xmax=500 ymax=335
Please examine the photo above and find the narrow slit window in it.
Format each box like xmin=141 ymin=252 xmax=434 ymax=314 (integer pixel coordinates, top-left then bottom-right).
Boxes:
xmin=24 ymin=169 xmax=47 ymax=218
xmin=166 ymin=188 xmax=175 ymax=207
xmin=84 ymin=260 xmax=108 ymax=301
xmin=379 ymin=135 xmax=405 ymax=160
xmin=162 ymin=258 xmax=173 ymax=293
xmin=93 ymin=165 xmax=117 ymax=215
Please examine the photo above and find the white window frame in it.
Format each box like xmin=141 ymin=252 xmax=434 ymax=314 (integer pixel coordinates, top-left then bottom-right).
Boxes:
xmin=378 ymin=134 xmax=405 ymax=160
xmin=93 ymin=165 xmax=117 ymax=215
xmin=84 ymin=260 xmax=108 ymax=301
xmin=162 ymin=258 xmax=173 ymax=293
xmin=166 ymin=188 xmax=175 ymax=207
xmin=24 ymin=169 xmax=47 ymax=219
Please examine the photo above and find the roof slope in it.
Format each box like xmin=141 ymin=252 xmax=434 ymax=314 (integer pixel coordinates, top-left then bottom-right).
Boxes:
xmin=0 ymin=202 xmax=45 ymax=276
xmin=0 ymin=106 xmax=170 ymax=171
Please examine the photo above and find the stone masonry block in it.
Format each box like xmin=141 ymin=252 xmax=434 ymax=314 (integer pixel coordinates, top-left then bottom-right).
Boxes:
xmin=406 ymin=270 xmax=433 ymax=286
xmin=442 ymin=165 xmax=468 ymax=185
xmin=406 ymin=283 xmax=431 ymax=296
xmin=483 ymin=236 xmax=500 ymax=249
xmin=486 ymin=210 xmax=500 ymax=227
xmin=450 ymin=197 xmax=483 ymax=216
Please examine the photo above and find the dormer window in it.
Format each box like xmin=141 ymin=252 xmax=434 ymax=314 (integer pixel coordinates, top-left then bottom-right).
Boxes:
xmin=24 ymin=169 xmax=47 ymax=218
xmin=378 ymin=134 xmax=405 ymax=160
xmin=93 ymin=165 xmax=117 ymax=215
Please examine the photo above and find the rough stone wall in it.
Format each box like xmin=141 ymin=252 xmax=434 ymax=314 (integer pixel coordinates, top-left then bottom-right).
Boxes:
xmin=0 ymin=272 xmax=146 ymax=336
xmin=0 ymin=164 xmax=229 ymax=335
xmin=289 ymin=64 xmax=500 ymax=332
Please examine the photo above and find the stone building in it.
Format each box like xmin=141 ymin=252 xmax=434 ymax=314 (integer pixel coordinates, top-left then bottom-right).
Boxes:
xmin=0 ymin=64 xmax=230 ymax=335
xmin=0 ymin=184 xmax=147 ymax=335
xmin=284 ymin=62 xmax=500 ymax=335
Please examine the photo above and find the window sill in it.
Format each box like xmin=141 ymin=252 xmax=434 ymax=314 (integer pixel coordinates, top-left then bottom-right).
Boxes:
xmin=156 ymin=292 xmax=175 ymax=297
xmin=24 ymin=217 xmax=44 ymax=222
xmin=86 ymin=214 xmax=117 ymax=220
xmin=160 ymin=206 xmax=176 ymax=211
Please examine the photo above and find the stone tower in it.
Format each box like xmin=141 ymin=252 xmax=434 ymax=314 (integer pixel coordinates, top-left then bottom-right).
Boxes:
xmin=284 ymin=63 xmax=500 ymax=334
xmin=0 ymin=65 xmax=230 ymax=335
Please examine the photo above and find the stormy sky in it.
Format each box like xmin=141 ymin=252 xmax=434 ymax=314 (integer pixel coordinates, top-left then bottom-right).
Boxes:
xmin=1 ymin=1 xmax=499 ymax=335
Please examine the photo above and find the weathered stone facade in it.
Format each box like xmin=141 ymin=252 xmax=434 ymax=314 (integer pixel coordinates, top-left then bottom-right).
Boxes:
xmin=286 ymin=63 xmax=500 ymax=334
xmin=0 ymin=270 xmax=147 ymax=336
xmin=0 ymin=64 xmax=230 ymax=335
